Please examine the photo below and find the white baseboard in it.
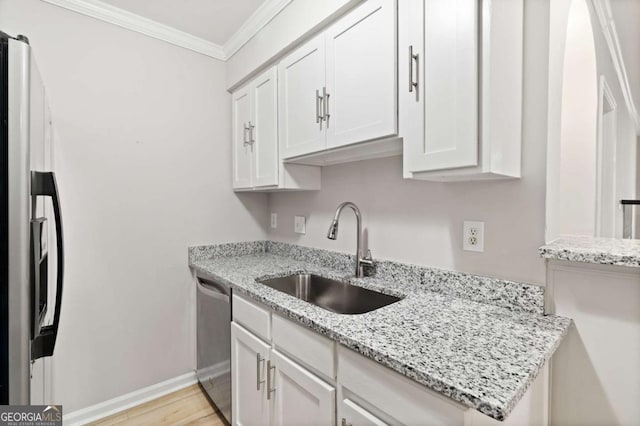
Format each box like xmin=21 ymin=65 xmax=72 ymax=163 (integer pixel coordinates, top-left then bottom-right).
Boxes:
xmin=196 ymin=360 xmax=230 ymax=381
xmin=63 ymin=371 xmax=197 ymax=425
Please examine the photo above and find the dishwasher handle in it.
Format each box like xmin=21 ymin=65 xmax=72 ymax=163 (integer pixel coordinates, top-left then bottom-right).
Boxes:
xmin=196 ymin=276 xmax=230 ymax=303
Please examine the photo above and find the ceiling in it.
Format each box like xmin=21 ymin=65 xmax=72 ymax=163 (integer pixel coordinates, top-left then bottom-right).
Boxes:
xmin=609 ymin=0 xmax=640 ymax=126
xmin=100 ymin=0 xmax=266 ymax=45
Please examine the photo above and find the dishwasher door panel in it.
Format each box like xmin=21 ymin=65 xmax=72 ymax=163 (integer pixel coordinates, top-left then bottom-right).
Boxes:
xmin=196 ymin=277 xmax=231 ymax=423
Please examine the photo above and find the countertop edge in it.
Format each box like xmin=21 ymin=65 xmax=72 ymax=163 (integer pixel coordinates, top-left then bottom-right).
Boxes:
xmin=539 ymin=237 xmax=640 ymax=268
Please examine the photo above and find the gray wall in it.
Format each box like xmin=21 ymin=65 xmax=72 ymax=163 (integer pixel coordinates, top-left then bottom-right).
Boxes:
xmin=0 ymin=0 xmax=268 ymax=412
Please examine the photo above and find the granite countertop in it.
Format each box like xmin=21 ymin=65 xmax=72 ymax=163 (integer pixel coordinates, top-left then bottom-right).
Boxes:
xmin=539 ymin=236 xmax=640 ymax=268
xmin=189 ymin=242 xmax=571 ymax=421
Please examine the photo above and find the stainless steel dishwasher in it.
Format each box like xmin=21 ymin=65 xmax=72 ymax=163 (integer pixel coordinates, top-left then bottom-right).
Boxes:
xmin=196 ymin=273 xmax=231 ymax=424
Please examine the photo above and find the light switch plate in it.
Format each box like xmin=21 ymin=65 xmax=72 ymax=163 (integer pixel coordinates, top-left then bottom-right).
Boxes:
xmin=270 ymin=213 xmax=277 ymax=229
xmin=294 ymin=215 xmax=306 ymax=234
xmin=463 ymin=221 xmax=484 ymax=252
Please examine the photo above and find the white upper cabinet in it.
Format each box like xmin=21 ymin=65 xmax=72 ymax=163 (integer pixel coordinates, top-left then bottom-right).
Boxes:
xmin=278 ymin=0 xmax=398 ymax=162
xmin=279 ymin=34 xmax=327 ymax=159
xmin=252 ymin=67 xmax=279 ymax=187
xmin=231 ymin=0 xmax=523 ymax=181
xmin=232 ymin=66 xmax=321 ymax=192
xmin=232 ymin=67 xmax=278 ymax=189
xmin=325 ymin=0 xmax=397 ymax=149
xmin=232 ymin=86 xmax=253 ymax=189
xmin=403 ymin=0 xmax=478 ymax=172
xmin=400 ymin=0 xmax=524 ymax=181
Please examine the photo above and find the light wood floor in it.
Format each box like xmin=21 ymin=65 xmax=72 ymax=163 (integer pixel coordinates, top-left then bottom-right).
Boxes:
xmin=89 ymin=384 xmax=227 ymax=426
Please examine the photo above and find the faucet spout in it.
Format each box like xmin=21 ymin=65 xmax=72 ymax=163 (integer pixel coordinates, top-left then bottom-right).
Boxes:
xmin=326 ymin=202 xmax=372 ymax=278
xmin=327 ymin=219 xmax=339 ymax=240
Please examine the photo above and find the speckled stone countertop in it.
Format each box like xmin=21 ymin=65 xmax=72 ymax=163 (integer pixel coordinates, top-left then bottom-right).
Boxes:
xmin=189 ymin=242 xmax=571 ymax=421
xmin=539 ymin=236 xmax=640 ymax=268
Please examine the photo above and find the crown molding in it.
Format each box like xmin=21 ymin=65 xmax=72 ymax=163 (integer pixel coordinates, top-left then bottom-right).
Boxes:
xmin=41 ymin=0 xmax=293 ymax=62
xmin=223 ymin=0 xmax=293 ymax=59
xmin=590 ymin=0 xmax=640 ymax=134
xmin=41 ymin=0 xmax=225 ymax=60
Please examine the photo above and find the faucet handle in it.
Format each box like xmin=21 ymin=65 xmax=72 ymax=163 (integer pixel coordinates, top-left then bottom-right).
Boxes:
xmin=359 ymin=250 xmax=374 ymax=266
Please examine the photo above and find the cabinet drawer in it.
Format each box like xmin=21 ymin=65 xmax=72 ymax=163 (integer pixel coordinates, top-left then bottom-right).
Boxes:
xmin=232 ymin=294 xmax=271 ymax=341
xmin=339 ymin=395 xmax=388 ymax=426
xmin=272 ymin=314 xmax=335 ymax=380
xmin=337 ymin=346 xmax=467 ymax=425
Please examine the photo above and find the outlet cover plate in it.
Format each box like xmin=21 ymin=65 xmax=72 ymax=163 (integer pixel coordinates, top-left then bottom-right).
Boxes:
xmin=270 ymin=213 xmax=277 ymax=229
xmin=463 ymin=221 xmax=484 ymax=252
xmin=294 ymin=215 xmax=306 ymax=234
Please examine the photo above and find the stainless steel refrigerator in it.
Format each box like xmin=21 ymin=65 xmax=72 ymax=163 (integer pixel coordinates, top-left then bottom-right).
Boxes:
xmin=1 ymin=32 xmax=64 ymax=405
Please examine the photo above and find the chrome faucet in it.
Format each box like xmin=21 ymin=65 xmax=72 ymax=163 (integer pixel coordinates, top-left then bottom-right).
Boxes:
xmin=327 ymin=202 xmax=373 ymax=278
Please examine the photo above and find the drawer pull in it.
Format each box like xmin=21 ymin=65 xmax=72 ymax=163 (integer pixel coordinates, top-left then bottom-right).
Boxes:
xmin=267 ymin=360 xmax=276 ymax=400
xmin=243 ymin=123 xmax=251 ymax=146
xmin=409 ymin=45 xmax=419 ymax=93
xmin=248 ymin=121 xmax=255 ymax=145
xmin=323 ymin=86 xmax=330 ymax=124
xmin=316 ymin=89 xmax=324 ymax=124
xmin=256 ymin=353 xmax=265 ymax=390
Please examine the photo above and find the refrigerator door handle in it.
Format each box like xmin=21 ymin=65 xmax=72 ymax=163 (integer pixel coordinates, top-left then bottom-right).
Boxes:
xmin=30 ymin=171 xmax=64 ymax=360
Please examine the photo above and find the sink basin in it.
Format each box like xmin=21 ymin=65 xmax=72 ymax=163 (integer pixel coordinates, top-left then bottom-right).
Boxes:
xmin=257 ymin=274 xmax=401 ymax=314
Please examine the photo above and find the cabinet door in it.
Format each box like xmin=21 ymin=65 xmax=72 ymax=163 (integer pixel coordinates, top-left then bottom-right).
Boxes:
xmin=231 ymin=323 xmax=270 ymax=426
xmin=337 ymin=346 xmax=467 ymax=425
xmin=278 ymin=33 xmax=326 ymax=159
xmin=270 ymin=349 xmax=335 ymax=426
xmin=338 ymin=396 xmax=388 ymax=426
xmin=251 ymin=67 xmax=279 ymax=187
xmin=325 ymin=0 xmax=397 ymax=149
xmin=232 ymin=86 xmax=253 ymax=189
xmin=402 ymin=0 xmax=479 ymax=172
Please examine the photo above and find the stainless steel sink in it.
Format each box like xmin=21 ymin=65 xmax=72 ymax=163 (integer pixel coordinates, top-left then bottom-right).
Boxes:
xmin=257 ymin=274 xmax=401 ymax=314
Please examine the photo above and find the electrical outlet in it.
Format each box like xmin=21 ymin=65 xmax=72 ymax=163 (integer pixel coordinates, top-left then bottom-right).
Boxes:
xmin=294 ymin=216 xmax=306 ymax=234
xmin=270 ymin=213 xmax=277 ymax=229
xmin=463 ymin=221 xmax=484 ymax=252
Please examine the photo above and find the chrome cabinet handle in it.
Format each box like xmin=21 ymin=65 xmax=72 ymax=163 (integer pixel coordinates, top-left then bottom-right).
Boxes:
xmin=341 ymin=419 xmax=352 ymax=426
xmin=248 ymin=121 xmax=255 ymax=145
xmin=243 ymin=123 xmax=251 ymax=146
xmin=266 ymin=360 xmax=276 ymax=400
xmin=323 ymin=86 xmax=330 ymax=124
xmin=256 ymin=353 xmax=265 ymax=390
xmin=316 ymin=89 xmax=324 ymax=124
xmin=409 ymin=45 xmax=419 ymax=93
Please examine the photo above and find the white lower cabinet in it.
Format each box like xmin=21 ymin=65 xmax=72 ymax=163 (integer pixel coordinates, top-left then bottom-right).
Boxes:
xmin=337 ymin=344 xmax=550 ymax=426
xmin=231 ymin=294 xmax=548 ymax=426
xmin=231 ymin=322 xmax=270 ymax=426
xmin=270 ymin=349 xmax=336 ymax=426
xmin=337 ymin=345 xmax=467 ymax=425
xmin=231 ymin=295 xmax=336 ymax=426
xmin=338 ymin=395 xmax=388 ymax=426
